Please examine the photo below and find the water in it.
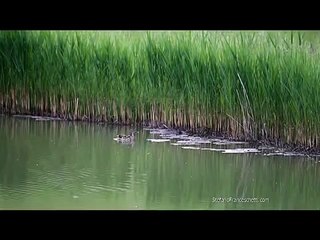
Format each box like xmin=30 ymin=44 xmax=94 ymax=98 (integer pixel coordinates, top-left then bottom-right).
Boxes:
xmin=1 ymin=115 xmax=320 ymax=210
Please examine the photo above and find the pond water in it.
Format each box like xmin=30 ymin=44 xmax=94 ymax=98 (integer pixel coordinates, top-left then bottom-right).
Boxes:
xmin=1 ymin=115 xmax=320 ymax=210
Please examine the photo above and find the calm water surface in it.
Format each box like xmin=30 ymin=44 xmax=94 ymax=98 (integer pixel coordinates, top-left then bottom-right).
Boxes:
xmin=1 ymin=116 xmax=320 ymax=210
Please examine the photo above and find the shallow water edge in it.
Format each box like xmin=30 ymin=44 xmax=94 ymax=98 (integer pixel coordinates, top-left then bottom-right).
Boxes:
xmin=3 ymin=113 xmax=320 ymax=158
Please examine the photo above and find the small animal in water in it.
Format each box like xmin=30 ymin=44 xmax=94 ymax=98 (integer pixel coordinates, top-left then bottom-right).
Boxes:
xmin=113 ymin=132 xmax=137 ymax=143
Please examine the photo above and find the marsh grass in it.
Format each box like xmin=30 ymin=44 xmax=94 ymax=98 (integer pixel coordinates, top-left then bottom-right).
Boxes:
xmin=0 ymin=31 xmax=319 ymax=149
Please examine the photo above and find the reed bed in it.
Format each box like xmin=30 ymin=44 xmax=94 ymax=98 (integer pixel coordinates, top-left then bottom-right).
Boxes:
xmin=0 ymin=31 xmax=319 ymax=149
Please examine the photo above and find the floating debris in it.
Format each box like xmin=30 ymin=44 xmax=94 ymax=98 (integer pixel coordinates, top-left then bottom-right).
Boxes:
xmin=177 ymin=140 xmax=197 ymax=144
xmin=258 ymin=146 xmax=276 ymax=150
xmin=282 ymin=152 xmax=306 ymax=157
xmin=264 ymin=152 xmax=305 ymax=157
xmin=144 ymin=128 xmax=314 ymax=157
xmin=171 ymin=141 xmax=201 ymax=146
xmin=194 ymin=140 xmax=212 ymax=144
xmin=143 ymin=128 xmax=158 ymax=131
xmin=13 ymin=115 xmax=62 ymax=121
xmin=200 ymin=148 xmax=227 ymax=152
xmin=172 ymin=139 xmax=211 ymax=145
xmin=149 ymin=131 xmax=161 ymax=134
xmin=211 ymin=140 xmax=248 ymax=145
xmin=210 ymin=142 xmax=233 ymax=145
xmin=146 ymin=139 xmax=171 ymax=143
xmin=263 ymin=152 xmax=284 ymax=156
xmin=149 ymin=130 xmax=172 ymax=135
xmin=181 ymin=146 xmax=201 ymax=150
xmin=159 ymin=134 xmax=189 ymax=139
xmin=222 ymin=148 xmax=260 ymax=154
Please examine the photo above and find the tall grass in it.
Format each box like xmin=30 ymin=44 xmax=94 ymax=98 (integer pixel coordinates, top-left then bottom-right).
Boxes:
xmin=0 ymin=31 xmax=319 ymax=149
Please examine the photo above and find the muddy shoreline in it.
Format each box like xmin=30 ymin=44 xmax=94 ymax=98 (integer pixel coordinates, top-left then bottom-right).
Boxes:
xmin=183 ymin=128 xmax=320 ymax=158
xmin=2 ymin=113 xmax=320 ymax=158
xmin=143 ymin=126 xmax=320 ymax=158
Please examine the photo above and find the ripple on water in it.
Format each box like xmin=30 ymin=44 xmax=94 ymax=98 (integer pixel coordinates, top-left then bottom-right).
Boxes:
xmin=87 ymin=186 xmax=116 ymax=194
xmin=1 ymin=181 xmax=47 ymax=200
xmin=78 ymin=170 xmax=93 ymax=179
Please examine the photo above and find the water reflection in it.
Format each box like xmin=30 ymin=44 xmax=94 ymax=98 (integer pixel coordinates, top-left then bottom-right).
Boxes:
xmin=0 ymin=116 xmax=320 ymax=209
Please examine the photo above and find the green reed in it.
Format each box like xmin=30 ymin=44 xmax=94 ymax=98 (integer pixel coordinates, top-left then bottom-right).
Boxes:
xmin=0 ymin=31 xmax=319 ymax=149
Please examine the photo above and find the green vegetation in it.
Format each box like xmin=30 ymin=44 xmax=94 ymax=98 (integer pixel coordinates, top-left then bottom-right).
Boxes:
xmin=0 ymin=31 xmax=319 ymax=149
